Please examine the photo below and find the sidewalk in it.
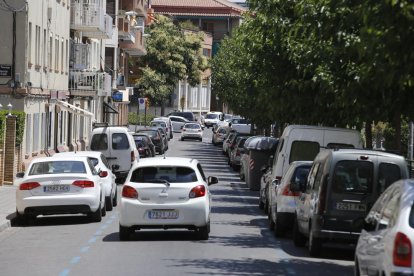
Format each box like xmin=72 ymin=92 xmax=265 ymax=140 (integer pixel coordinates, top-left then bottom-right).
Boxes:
xmin=0 ymin=184 xmax=17 ymax=232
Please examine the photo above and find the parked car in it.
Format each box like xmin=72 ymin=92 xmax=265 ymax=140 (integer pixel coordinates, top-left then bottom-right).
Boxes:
xmin=229 ymin=136 xmax=250 ymax=170
xmin=15 ymin=156 xmax=106 ymax=223
xmin=169 ymin=115 xmax=189 ymax=132
xmin=132 ymin=134 xmax=155 ymax=158
xmin=89 ymin=126 xmax=139 ymax=183
xmin=228 ymin=118 xmax=252 ymax=134
xmin=270 ymin=125 xmax=363 ymax=184
xmin=55 ymin=151 xmax=117 ymax=211
xmin=153 ymin=117 xmax=173 ymax=139
xmin=259 ymin=159 xmax=274 ymax=213
xmin=268 ymin=161 xmax=312 ymax=237
xmin=292 ymin=149 xmax=409 ymax=256
xmin=222 ymin=131 xmax=237 ymax=156
xmin=118 ymin=157 xmax=218 ymax=240
xmin=136 ymin=128 xmax=166 ymax=154
xmin=181 ymin=123 xmax=203 ymax=141
xmin=354 ymin=179 xmax=414 ymax=276
xmin=212 ymin=126 xmax=230 ymax=146
xmin=153 ymin=126 xmax=169 ymax=151
xmin=225 ymin=132 xmax=249 ymax=158
xmin=204 ymin=111 xmax=224 ymax=128
xmin=166 ymin=111 xmax=196 ymax=122
xmin=150 ymin=120 xmax=170 ymax=141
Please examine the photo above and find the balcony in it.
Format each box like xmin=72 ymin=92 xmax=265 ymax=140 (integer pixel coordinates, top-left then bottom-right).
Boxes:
xmin=118 ymin=17 xmax=136 ymax=43
xmin=70 ymin=0 xmax=108 ymax=38
xmin=69 ymin=70 xmax=112 ymax=97
xmin=83 ymin=14 xmax=114 ymax=39
xmin=70 ymin=42 xmax=90 ymax=70
xmin=119 ymin=0 xmax=147 ymax=17
xmin=119 ymin=28 xmax=146 ymax=56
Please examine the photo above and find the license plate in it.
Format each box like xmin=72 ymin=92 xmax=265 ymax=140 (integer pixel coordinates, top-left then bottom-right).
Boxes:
xmin=44 ymin=185 xmax=70 ymax=193
xmin=336 ymin=202 xmax=366 ymax=212
xmin=148 ymin=210 xmax=178 ymax=219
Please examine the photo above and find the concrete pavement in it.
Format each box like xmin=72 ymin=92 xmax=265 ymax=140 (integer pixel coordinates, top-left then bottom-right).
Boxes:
xmin=0 ymin=184 xmax=17 ymax=232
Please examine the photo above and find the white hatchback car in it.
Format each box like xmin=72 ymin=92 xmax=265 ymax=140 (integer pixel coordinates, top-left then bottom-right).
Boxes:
xmin=54 ymin=151 xmax=117 ymax=211
xmin=180 ymin=123 xmax=203 ymax=141
xmin=118 ymin=157 xmax=218 ymax=241
xmin=15 ymin=156 xmax=106 ymax=223
xmin=354 ymin=179 xmax=414 ymax=276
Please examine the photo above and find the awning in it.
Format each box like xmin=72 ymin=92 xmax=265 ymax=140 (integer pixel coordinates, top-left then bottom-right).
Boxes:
xmin=104 ymin=102 xmax=118 ymax=114
xmin=56 ymin=100 xmax=95 ymax=121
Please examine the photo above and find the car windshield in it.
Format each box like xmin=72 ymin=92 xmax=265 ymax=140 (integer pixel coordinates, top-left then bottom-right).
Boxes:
xmin=332 ymin=160 xmax=373 ymax=193
xmin=130 ymin=166 xmax=198 ymax=183
xmin=206 ymin=114 xmax=218 ymax=119
xmin=29 ymin=161 xmax=87 ymax=175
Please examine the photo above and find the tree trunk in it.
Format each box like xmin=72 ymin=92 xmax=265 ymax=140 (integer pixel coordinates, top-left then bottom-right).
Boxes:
xmin=161 ymin=100 xmax=165 ymax=116
xmin=365 ymin=121 xmax=373 ymax=149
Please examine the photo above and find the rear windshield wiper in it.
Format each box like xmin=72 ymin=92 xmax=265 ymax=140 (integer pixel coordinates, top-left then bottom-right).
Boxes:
xmin=146 ymin=179 xmax=170 ymax=187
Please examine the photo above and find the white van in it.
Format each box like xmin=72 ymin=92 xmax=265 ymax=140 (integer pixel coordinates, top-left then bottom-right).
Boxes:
xmin=204 ymin=111 xmax=224 ymax=128
xmin=89 ymin=126 xmax=139 ymax=183
xmin=271 ymin=125 xmax=363 ymax=182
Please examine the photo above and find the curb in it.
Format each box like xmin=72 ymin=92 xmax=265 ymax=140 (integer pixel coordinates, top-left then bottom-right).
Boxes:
xmin=0 ymin=220 xmax=11 ymax=233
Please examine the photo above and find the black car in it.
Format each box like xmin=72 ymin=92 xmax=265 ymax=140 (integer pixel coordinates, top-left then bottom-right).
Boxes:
xmin=135 ymin=128 xmax=166 ymax=154
xmin=132 ymin=134 xmax=155 ymax=158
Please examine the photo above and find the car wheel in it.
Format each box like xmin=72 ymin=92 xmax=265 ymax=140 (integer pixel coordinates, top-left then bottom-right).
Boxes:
xmin=197 ymin=221 xmax=210 ymax=240
xmin=119 ymin=225 xmax=131 ymax=241
xmin=293 ymin=216 xmax=306 ymax=247
xmin=15 ymin=210 xmax=30 ymax=225
xmin=180 ymin=137 xmax=184 ymax=141
xmin=268 ymin=208 xmax=275 ymax=230
xmin=259 ymin=195 xmax=265 ymax=209
xmin=264 ymin=197 xmax=269 ymax=214
xmin=89 ymin=203 xmax=102 ymax=222
xmin=101 ymin=199 xmax=107 ymax=217
xmin=105 ymin=196 xmax=113 ymax=211
xmin=354 ymin=257 xmax=361 ymax=276
xmin=112 ymin=188 xmax=118 ymax=207
xmin=308 ymin=227 xmax=322 ymax=257
xmin=212 ymin=140 xmax=216 ymax=146
xmin=274 ymin=210 xmax=285 ymax=238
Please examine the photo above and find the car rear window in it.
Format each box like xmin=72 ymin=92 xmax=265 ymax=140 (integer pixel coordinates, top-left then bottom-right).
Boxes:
xmin=112 ymin=133 xmax=129 ymax=150
xmin=289 ymin=141 xmax=320 ymax=163
xmin=130 ymin=166 xmax=198 ymax=183
xmin=90 ymin=134 xmax=108 ymax=150
xmin=378 ymin=163 xmax=402 ymax=193
xmin=332 ymin=160 xmax=373 ymax=193
xmin=89 ymin=157 xmax=99 ymax=167
xmin=409 ymin=204 xmax=414 ymax=229
xmin=206 ymin=114 xmax=218 ymax=119
xmin=185 ymin=124 xmax=200 ymax=129
xmin=29 ymin=161 xmax=86 ymax=175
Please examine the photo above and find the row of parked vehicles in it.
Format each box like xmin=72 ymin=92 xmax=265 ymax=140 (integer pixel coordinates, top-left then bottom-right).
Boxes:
xmin=213 ymin=123 xmax=414 ymax=276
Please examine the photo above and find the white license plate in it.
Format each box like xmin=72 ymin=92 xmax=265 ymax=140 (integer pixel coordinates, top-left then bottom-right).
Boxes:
xmin=336 ymin=202 xmax=366 ymax=212
xmin=148 ymin=210 xmax=178 ymax=219
xmin=44 ymin=185 xmax=70 ymax=193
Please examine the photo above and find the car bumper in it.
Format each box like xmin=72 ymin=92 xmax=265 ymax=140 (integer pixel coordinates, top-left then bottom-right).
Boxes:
xmin=181 ymin=134 xmax=203 ymax=139
xmin=119 ymin=197 xmax=209 ymax=228
xmin=17 ymin=194 xmax=101 ymax=215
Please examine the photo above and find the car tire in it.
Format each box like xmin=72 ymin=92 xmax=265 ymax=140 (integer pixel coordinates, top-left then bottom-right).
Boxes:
xmin=308 ymin=228 xmax=322 ymax=257
xmin=268 ymin=208 xmax=275 ymax=230
xmin=119 ymin=225 xmax=131 ymax=241
xmin=105 ymin=196 xmax=113 ymax=211
xmin=180 ymin=137 xmax=184 ymax=141
xmin=293 ymin=216 xmax=306 ymax=247
xmin=89 ymin=204 xmax=102 ymax=222
xmin=259 ymin=196 xmax=265 ymax=209
xmin=112 ymin=188 xmax=118 ymax=207
xmin=15 ymin=210 xmax=30 ymax=225
xmin=101 ymin=199 xmax=107 ymax=217
xmin=274 ymin=210 xmax=285 ymax=238
xmin=197 ymin=222 xmax=210 ymax=240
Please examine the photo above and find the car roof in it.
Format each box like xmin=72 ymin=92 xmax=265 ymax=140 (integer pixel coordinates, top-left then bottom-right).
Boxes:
xmin=290 ymin=160 xmax=313 ymax=166
xmin=30 ymin=156 xmax=89 ymax=163
xmin=330 ymin=148 xmax=405 ymax=159
xmin=135 ymin=157 xmax=198 ymax=168
xmin=92 ymin=126 xmax=129 ymax=132
xmin=54 ymin=151 xmax=102 ymax=158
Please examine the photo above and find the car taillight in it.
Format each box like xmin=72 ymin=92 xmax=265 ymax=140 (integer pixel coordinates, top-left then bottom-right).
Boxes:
xmin=281 ymin=184 xmax=300 ymax=197
xmin=122 ymin=185 xmax=138 ymax=199
xmin=131 ymin=151 xmax=135 ymax=162
xmin=393 ymin=232 xmax=412 ymax=267
xmin=99 ymin=171 xmax=108 ymax=177
xmin=73 ymin=180 xmax=94 ymax=188
xmin=20 ymin=182 xmax=40 ymax=190
xmin=189 ymin=185 xmax=206 ymax=198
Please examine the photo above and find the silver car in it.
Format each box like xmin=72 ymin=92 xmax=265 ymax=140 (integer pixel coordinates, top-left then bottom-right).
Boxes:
xmin=355 ymin=179 xmax=414 ymax=276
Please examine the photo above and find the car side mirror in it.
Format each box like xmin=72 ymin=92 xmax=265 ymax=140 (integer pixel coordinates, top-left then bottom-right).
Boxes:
xmin=112 ymin=164 xmax=120 ymax=171
xmin=208 ymin=176 xmax=218 ymax=185
xmin=15 ymin=172 xmax=24 ymax=178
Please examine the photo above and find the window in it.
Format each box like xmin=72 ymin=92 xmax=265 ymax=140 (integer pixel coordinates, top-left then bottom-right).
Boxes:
xmin=130 ymin=166 xmax=197 ymax=183
xmin=61 ymin=40 xmax=64 ymax=72
xmin=28 ymin=22 xmax=32 ymax=65
xmin=289 ymin=141 xmax=320 ymax=164
xmin=112 ymin=133 xmax=129 ymax=150
xmin=33 ymin=113 xmax=40 ymax=151
xmin=35 ymin=25 xmax=40 ymax=65
xmin=332 ymin=160 xmax=373 ymax=193
xmin=379 ymin=190 xmax=400 ymax=230
xmin=65 ymin=39 xmax=68 ymax=72
xmin=55 ymin=37 xmax=59 ymax=71
xmin=292 ymin=165 xmax=312 ymax=187
xmin=307 ymin=163 xmax=320 ymax=191
xmin=326 ymin=143 xmax=355 ymax=149
xmin=197 ymin=163 xmax=207 ymax=181
xmin=378 ymin=163 xmax=401 ymax=193
xmin=409 ymin=204 xmax=414 ymax=229
xmin=43 ymin=29 xmax=47 ymax=67
xmin=91 ymin=134 xmax=108 ymax=150
xmin=49 ymin=35 xmax=53 ymax=69
xmin=41 ymin=113 xmax=46 ymax=149
xmin=25 ymin=114 xmax=32 ymax=154
xmin=29 ymin=161 xmax=86 ymax=175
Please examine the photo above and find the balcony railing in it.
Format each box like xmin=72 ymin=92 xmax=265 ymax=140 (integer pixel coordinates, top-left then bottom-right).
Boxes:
xmin=83 ymin=14 xmax=113 ymax=39
xmin=70 ymin=0 xmax=106 ymax=37
xmin=69 ymin=70 xmax=111 ymax=97
xmin=119 ymin=28 xmax=146 ymax=56
xmin=70 ymin=42 xmax=90 ymax=70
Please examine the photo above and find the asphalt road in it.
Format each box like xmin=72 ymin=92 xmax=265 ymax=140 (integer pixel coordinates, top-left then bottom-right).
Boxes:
xmin=0 ymin=129 xmax=354 ymax=276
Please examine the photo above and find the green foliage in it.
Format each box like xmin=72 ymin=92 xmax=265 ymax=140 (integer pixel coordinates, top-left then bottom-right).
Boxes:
xmin=128 ymin=112 xmax=156 ymax=126
xmin=0 ymin=111 xmax=25 ymax=145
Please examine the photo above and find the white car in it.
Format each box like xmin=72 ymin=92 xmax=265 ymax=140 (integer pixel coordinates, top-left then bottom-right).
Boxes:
xmin=54 ymin=151 xmax=117 ymax=211
xmin=354 ymin=179 xmax=414 ymax=276
xmin=168 ymin=115 xmax=189 ymax=132
xmin=15 ymin=156 xmax=106 ymax=223
xmin=180 ymin=123 xmax=203 ymax=141
xmin=153 ymin=117 xmax=173 ymax=139
xmin=118 ymin=157 xmax=218 ymax=241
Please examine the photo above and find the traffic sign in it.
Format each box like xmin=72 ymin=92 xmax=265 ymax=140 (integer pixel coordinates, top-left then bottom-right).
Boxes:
xmin=138 ymin=98 xmax=145 ymax=110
